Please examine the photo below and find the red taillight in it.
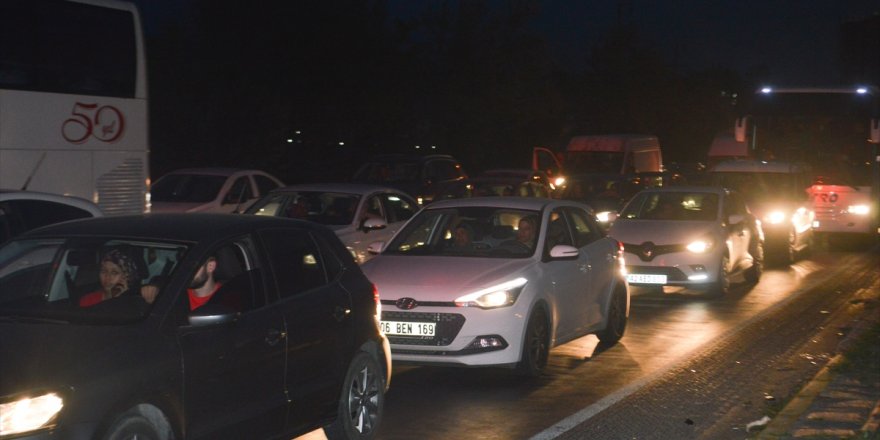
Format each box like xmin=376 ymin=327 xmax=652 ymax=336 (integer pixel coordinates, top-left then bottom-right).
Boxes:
xmin=372 ymin=283 xmax=381 ymax=317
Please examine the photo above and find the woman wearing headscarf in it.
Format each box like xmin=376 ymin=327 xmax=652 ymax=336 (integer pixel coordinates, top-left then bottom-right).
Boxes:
xmin=79 ymin=248 xmax=140 ymax=307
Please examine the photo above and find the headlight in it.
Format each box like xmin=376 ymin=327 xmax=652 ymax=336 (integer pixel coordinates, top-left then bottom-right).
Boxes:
xmin=763 ymin=211 xmax=787 ymax=225
xmin=596 ymin=211 xmax=612 ymax=223
xmin=454 ymin=278 xmax=527 ymax=309
xmin=554 ymin=176 xmax=566 ymax=187
xmin=0 ymin=392 xmax=64 ymax=436
xmin=848 ymin=204 xmax=870 ymax=215
xmin=686 ymin=238 xmax=713 ymax=253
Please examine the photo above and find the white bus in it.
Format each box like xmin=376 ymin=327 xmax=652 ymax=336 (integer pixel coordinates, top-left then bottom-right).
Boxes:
xmin=0 ymin=0 xmax=149 ymax=215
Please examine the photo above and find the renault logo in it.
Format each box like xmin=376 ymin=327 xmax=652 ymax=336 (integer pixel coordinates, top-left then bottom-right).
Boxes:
xmin=640 ymin=242 xmax=655 ymax=261
xmin=395 ymin=297 xmax=419 ymax=310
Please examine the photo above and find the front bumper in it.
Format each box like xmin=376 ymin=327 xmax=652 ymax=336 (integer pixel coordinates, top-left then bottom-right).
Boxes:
xmin=379 ymin=303 xmax=528 ymax=367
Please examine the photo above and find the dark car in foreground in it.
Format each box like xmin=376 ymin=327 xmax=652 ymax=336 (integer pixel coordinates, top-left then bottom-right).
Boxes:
xmin=0 ymin=214 xmax=390 ymax=440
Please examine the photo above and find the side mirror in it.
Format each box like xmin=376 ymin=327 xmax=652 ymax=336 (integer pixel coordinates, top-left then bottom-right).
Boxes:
xmin=361 ymin=217 xmax=387 ymax=232
xmin=728 ymin=214 xmax=745 ymax=225
xmin=367 ymin=241 xmax=385 ymax=255
xmin=549 ymin=244 xmax=579 ymax=259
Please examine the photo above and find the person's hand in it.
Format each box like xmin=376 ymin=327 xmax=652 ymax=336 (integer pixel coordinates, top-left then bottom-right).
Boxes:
xmin=140 ymin=285 xmax=160 ymax=304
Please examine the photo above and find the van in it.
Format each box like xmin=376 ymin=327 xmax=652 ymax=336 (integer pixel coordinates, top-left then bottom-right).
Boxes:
xmin=533 ymin=134 xmax=663 ymax=181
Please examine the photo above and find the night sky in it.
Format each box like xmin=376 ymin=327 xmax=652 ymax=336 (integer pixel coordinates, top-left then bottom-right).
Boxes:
xmin=133 ymin=1 xmax=880 ymax=182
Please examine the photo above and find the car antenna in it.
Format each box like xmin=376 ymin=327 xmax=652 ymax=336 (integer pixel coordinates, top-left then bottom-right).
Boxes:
xmin=20 ymin=152 xmax=47 ymax=190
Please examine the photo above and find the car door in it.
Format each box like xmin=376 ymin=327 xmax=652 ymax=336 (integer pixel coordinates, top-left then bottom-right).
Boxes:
xmin=565 ymin=206 xmax=613 ymax=328
xmin=542 ymin=207 xmax=592 ymax=340
xmin=178 ymin=238 xmax=288 ymax=440
xmin=257 ymin=228 xmax=353 ymax=432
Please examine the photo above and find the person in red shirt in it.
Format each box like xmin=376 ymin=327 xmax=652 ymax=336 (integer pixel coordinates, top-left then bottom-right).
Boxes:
xmin=188 ymin=255 xmax=222 ymax=310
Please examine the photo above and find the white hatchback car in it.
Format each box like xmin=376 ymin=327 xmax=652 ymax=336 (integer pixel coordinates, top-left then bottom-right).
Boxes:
xmin=245 ymin=183 xmax=420 ymax=263
xmin=1 ymin=190 xmax=103 ymax=243
xmin=361 ymin=197 xmax=629 ymax=376
xmin=150 ymin=168 xmax=284 ymax=214
xmin=608 ymin=186 xmax=764 ymax=296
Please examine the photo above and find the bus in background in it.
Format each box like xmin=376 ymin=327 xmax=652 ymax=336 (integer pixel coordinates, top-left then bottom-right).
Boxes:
xmin=0 ymin=0 xmax=149 ymax=215
xmin=732 ymin=86 xmax=880 ymax=241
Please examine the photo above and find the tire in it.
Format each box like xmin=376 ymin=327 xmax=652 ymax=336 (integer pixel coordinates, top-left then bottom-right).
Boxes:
xmin=706 ymin=253 xmax=730 ymax=297
xmin=325 ymin=352 xmax=385 ymax=440
xmin=516 ymin=307 xmax=550 ymax=377
xmin=744 ymin=239 xmax=763 ymax=284
xmin=596 ymin=288 xmax=627 ymax=346
xmin=103 ymin=410 xmax=170 ymax=440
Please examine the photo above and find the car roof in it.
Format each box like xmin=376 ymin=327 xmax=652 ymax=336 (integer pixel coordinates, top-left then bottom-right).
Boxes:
xmin=366 ymin=153 xmax=458 ymax=162
xmin=161 ymin=168 xmax=271 ymax=177
xmin=270 ymin=183 xmax=412 ymax=196
xmin=0 ymin=190 xmax=104 ymax=216
xmin=634 ymin=185 xmax=728 ymax=195
xmin=16 ymin=213 xmax=324 ymax=243
xmin=710 ymin=160 xmax=807 ymax=173
xmin=424 ymin=196 xmax=560 ymax=211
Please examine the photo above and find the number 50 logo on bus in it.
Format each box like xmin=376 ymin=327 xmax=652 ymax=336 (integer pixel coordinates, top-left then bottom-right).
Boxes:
xmin=62 ymin=102 xmax=126 ymax=144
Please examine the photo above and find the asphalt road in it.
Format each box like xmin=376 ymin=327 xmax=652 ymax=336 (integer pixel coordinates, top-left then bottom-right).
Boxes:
xmin=297 ymin=241 xmax=880 ymax=440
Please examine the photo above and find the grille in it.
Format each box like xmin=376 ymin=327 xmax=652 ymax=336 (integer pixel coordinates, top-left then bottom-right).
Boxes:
xmin=622 ymin=242 xmax=686 ymax=262
xmin=381 ymin=311 xmax=465 ymax=346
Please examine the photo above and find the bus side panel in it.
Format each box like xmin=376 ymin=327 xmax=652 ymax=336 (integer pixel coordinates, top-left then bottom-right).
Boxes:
xmin=0 ymin=90 xmax=148 ymax=214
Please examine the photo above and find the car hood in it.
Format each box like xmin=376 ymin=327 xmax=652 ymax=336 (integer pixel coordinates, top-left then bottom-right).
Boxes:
xmin=362 ymin=256 xmax=534 ymax=301
xmin=0 ymin=321 xmax=158 ymax=395
xmin=609 ymin=220 xmax=719 ymax=245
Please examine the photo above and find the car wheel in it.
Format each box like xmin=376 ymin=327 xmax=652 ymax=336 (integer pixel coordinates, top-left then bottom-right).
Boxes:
xmin=516 ymin=307 xmax=550 ymax=377
xmin=706 ymin=253 xmax=730 ymax=297
xmin=596 ymin=287 xmax=627 ymax=346
xmin=745 ymin=239 xmax=763 ymax=284
xmin=103 ymin=408 xmax=171 ymax=440
xmin=325 ymin=351 xmax=385 ymax=440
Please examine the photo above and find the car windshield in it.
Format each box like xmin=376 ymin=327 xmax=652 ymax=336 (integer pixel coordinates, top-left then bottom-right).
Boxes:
xmin=0 ymin=238 xmax=187 ymax=323
xmin=620 ymin=192 xmax=719 ymax=221
xmin=812 ymin=161 xmax=872 ymax=186
xmin=354 ymin=161 xmax=420 ymax=183
xmin=710 ymin=172 xmax=800 ymax=204
xmin=383 ymin=206 xmax=541 ymax=258
xmin=246 ymin=191 xmax=361 ymax=226
xmin=150 ymin=174 xmax=227 ymax=203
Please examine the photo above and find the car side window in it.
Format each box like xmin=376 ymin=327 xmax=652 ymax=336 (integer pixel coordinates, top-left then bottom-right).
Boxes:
xmin=197 ymin=239 xmax=266 ymax=313
xmin=225 ymin=176 xmax=254 ymax=204
xmin=254 ymin=175 xmax=280 ymax=195
xmin=365 ymin=195 xmax=383 ymax=220
xmin=545 ymin=209 xmax=574 ymax=252
xmin=382 ymin=193 xmax=418 ymax=223
xmin=565 ymin=207 xmax=601 ymax=247
xmin=260 ymin=228 xmax=327 ymax=298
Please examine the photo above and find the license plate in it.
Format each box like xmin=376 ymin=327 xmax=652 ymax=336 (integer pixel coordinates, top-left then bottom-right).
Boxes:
xmin=381 ymin=320 xmax=436 ymax=337
xmin=627 ymin=274 xmax=667 ymax=284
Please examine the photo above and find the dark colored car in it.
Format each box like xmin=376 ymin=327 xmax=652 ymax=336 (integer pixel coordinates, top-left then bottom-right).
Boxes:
xmin=351 ymin=154 xmax=467 ymax=205
xmin=0 ymin=214 xmax=390 ymax=440
xmin=432 ymin=174 xmax=552 ymax=201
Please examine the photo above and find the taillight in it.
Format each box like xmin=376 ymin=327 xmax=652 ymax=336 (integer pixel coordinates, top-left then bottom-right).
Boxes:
xmin=372 ymin=283 xmax=381 ymax=318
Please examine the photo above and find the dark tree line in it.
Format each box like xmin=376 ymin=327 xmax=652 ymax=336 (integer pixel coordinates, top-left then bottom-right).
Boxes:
xmin=146 ymin=0 xmax=746 ymax=183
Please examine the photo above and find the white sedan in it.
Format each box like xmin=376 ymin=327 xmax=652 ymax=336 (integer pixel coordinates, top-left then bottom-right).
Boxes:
xmin=245 ymin=183 xmax=420 ymax=263
xmin=608 ymin=186 xmax=764 ymax=296
xmin=361 ymin=197 xmax=629 ymax=376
